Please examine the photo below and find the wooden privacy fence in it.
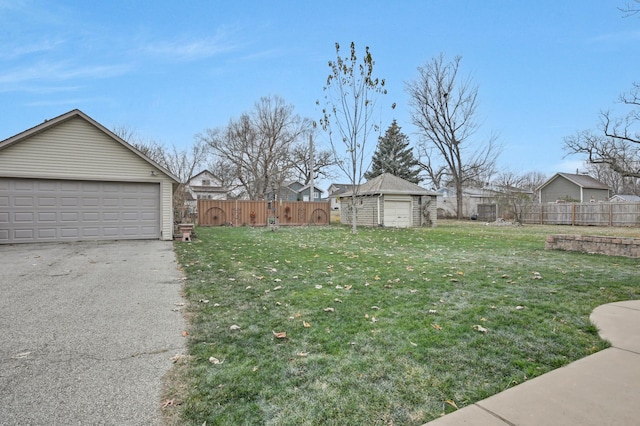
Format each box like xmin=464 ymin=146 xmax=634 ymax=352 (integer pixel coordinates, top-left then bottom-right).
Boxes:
xmin=519 ymin=202 xmax=640 ymax=227
xmin=197 ymin=200 xmax=331 ymax=226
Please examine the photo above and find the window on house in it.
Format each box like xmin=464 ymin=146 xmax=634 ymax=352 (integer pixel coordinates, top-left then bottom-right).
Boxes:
xmin=202 ymin=179 xmax=211 ymax=186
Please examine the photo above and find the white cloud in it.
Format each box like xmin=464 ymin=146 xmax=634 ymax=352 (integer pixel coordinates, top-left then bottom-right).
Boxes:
xmin=0 ymin=39 xmax=65 ymax=60
xmin=589 ymin=30 xmax=640 ymax=44
xmin=0 ymin=61 xmax=132 ymax=86
xmin=140 ymin=26 xmax=242 ymax=62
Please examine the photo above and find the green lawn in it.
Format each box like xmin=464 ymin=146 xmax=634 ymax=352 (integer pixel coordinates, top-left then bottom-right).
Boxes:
xmin=164 ymin=221 xmax=640 ymax=425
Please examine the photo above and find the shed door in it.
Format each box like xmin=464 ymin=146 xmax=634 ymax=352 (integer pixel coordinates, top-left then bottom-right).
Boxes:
xmin=0 ymin=178 xmax=160 ymax=244
xmin=384 ymin=197 xmax=412 ymax=228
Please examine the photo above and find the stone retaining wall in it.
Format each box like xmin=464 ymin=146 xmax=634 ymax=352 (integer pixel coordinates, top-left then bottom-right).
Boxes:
xmin=545 ymin=234 xmax=640 ymax=258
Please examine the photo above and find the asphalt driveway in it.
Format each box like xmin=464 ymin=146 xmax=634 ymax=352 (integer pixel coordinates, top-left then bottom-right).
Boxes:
xmin=0 ymin=240 xmax=185 ymax=425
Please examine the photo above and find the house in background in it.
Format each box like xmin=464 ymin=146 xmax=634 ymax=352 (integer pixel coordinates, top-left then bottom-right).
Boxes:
xmin=340 ymin=173 xmax=437 ymax=228
xmin=266 ymin=181 xmax=323 ymax=202
xmin=185 ymin=170 xmax=228 ymax=201
xmin=326 ymin=183 xmax=355 ymax=210
xmin=0 ymin=109 xmax=179 ymax=244
xmin=609 ymin=194 xmax=640 ymax=202
xmin=538 ymin=172 xmax=611 ymax=203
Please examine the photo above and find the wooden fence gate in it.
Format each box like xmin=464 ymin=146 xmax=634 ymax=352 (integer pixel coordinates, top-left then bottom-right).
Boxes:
xmin=197 ymin=200 xmax=331 ymax=226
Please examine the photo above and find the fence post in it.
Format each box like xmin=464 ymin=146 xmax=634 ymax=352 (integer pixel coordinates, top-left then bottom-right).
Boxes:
xmin=609 ymin=203 xmax=612 ymax=227
xmin=571 ymin=203 xmax=575 ymax=226
xmin=540 ymin=204 xmax=544 ymax=225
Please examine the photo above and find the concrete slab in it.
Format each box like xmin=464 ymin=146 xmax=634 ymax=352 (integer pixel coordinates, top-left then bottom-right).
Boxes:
xmin=424 ymin=300 xmax=640 ymax=426
xmin=477 ymin=348 xmax=640 ymax=426
xmin=423 ymin=405 xmax=509 ymax=425
xmin=591 ymin=300 xmax=640 ymax=353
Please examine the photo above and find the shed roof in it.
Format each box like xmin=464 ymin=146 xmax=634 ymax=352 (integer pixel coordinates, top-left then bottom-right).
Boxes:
xmin=343 ymin=173 xmax=435 ymax=197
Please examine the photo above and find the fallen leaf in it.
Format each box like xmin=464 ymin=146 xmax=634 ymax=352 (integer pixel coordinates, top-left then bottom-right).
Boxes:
xmin=170 ymin=354 xmax=188 ymax=363
xmin=409 ymin=289 xmax=418 ymax=293
xmin=252 ymin=366 xmax=259 ymax=372
xmin=209 ymin=357 xmax=224 ymax=364
xmin=432 ymin=323 xmax=442 ymax=330
xmin=161 ymin=399 xmax=175 ymax=408
xmin=428 ymin=309 xmax=438 ymax=314
xmin=371 ymin=316 xmax=377 ymax=323
xmin=315 ymin=284 xmax=323 ymax=289
xmin=181 ymin=330 xmax=189 ymax=337
xmin=445 ymin=399 xmax=458 ymax=409
xmin=516 ymin=305 xmax=525 ymax=310
xmin=480 ymin=317 xmax=487 ymax=322
xmin=199 ymin=299 xmax=209 ymax=303
xmin=272 ymin=331 xmax=287 ymax=339
xmin=450 ymin=278 xmax=459 ymax=283
xmin=409 ymin=341 xmax=418 ymax=347
xmin=324 ymin=307 xmax=335 ymax=312
xmin=335 ymin=285 xmax=343 ymax=289
xmin=213 ymin=303 xmax=220 ymax=307
xmin=374 ymin=275 xmax=380 ymax=281
xmin=174 ymin=302 xmax=185 ymax=306
xmin=473 ymin=324 xmax=488 ymax=333
xmin=229 ymin=324 xmax=241 ymax=331
xmin=334 ymin=298 xmax=343 ymax=303
xmin=371 ymin=305 xmax=380 ymax=310
xmin=303 ymin=321 xmax=311 ymax=328
xmin=297 ymin=352 xmax=309 ymax=357
xmin=273 ymin=285 xmax=282 ymax=290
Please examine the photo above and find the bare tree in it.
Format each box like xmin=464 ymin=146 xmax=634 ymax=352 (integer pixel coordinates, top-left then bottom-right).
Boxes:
xmin=200 ymin=95 xmax=311 ymax=200
xmin=406 ymin=54 xmax=500 ymax=219
xmin=112 ymin=125 xmax=210 ymax=221
xmin=416 ymin=145 xmax=447 ymax=190
xmin=620 ymin=0 xmax=640 ymax=17
xmin=563 ymin=84 xmax=640 ymax=180
xmin=207 ymin=157 xmax=245 ymax=198
xmin=318 ymin=42 xmax=391 ymax=234
xmin=290 ymin=141 xmax=337 ymax=185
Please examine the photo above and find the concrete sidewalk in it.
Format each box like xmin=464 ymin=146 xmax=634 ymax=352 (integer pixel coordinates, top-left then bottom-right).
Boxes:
xmin=424 ymin=300 xmax=640 ymax=426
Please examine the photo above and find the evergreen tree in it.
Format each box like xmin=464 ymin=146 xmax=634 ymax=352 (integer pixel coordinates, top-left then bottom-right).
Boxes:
xmin=365 ymin=120 xmax=421 ymax=183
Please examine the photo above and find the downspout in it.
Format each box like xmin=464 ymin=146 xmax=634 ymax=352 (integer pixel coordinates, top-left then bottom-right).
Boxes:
xmin=377 ymin=194 xmax=381 ymax=226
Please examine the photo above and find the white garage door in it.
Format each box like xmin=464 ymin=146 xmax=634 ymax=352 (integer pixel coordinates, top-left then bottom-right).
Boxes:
xmin=384 ymin=198 xmax=412 ymax=228
xmin=0 ymin=178 xmax=160 ymax=244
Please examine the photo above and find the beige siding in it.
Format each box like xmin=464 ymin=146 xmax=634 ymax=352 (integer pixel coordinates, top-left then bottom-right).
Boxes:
xmin=0 ymin=117 xmax=175 ymax=240
xmin=341 ymin=194 xmax=437 ymax=228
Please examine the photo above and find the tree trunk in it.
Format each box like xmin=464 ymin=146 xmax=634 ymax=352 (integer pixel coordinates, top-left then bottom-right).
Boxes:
xmin=351 ymin=194 xmax=357 ymax=234
xmin=456 ymin=179 xmax=464 ymax=220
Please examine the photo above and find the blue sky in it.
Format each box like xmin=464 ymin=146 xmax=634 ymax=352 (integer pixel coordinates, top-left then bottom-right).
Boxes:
xmin=1 ymin=0 xmax=639 ymax=187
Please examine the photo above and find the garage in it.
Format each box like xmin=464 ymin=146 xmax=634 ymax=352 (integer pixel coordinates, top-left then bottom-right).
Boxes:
xmin=383 ymin=197 xmax=412 ymax=228
xmin=0 ymin=178 xmax=160 ymax=243
xmin=0 ymin=109 xmax=179 ymax=244
xmin=340 ymin=173 xmax=437 ymax=228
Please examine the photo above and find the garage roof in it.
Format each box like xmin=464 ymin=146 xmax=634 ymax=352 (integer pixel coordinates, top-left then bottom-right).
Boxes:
xmin=0 ymin=109 xmax=180 ymax=184
xmin=343 ymin=173 xmax=435 ymax=197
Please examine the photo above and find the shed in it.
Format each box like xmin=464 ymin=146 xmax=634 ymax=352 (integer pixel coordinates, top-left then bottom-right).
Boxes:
xmin=340 ymin=173 xmax=437 ymax=228
xmin=538 ymin=172 xmax=611 ymax=203
xmin=0 ymin=109 xmax=179 ymax=244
